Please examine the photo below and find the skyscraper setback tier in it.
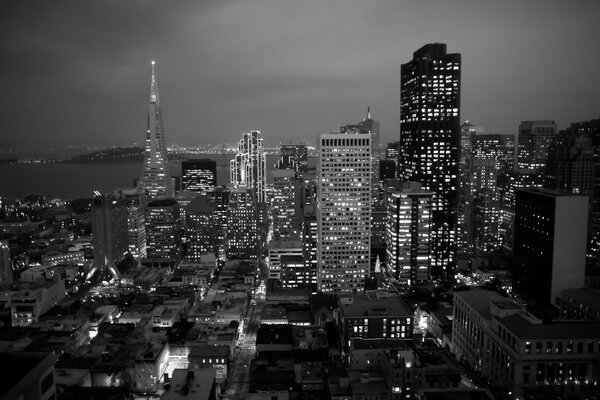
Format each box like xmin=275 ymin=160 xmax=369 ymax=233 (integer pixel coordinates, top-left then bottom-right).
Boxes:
xmin=317 ymin=131 xmax=371 ymax=293
xmin=230 ymin=130 xmax=267 ymax=204
xmin=399 ymin=43 xmax=461 ymax=280
xmin=141 ymin=61 xmax=172 ymax=201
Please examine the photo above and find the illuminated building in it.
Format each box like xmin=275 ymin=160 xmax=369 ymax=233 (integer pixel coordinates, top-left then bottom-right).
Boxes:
xmin=280 ymin=255 xmax=313 ymax=288
xmin=225 ymin=187 xmax=258 ymax=260
xmin=276 ymin=143 xmax=308 ymax=174
xmin=208 ymin=186 xmax=229 ymax=260
xmin=0 ymin=240 xmax=12 ymax=285
xmin=517 ymin=120 xmax=557 ymax=172
xmin=453 ymin=289 xmax=600 ymax=397
xmin=141 ymin=61 xmax=172 ymax=201
xmin=268 ymin=237 xmax=303 ymax=280
xmin=145 ymin=199 xmax=181 ymax=267
xmin=181 ymin=159 xmax=217 ymax=194
xmin=386 ymin=141 xmax=399 ymax=160
xmin=338 ymin=292 xmax=413 ymax=351
xmin=513 ymin=188 xmax=587 ymax=305
xmin=385 ymin=182 xmax=433 ymax=286
xmin=230 ymin=130 xmax=267 ymax=203
xmin=175 ymin=190 xmax=201 ymax=229
xmin=317 ymin=129 xmax=371 ymax=293
xmin=271 ymin=169 xmax=297 ymax=239
xmin=185 ymin=196 xmax=219 ymax=261
xmin=302 ymin=206 xmax=318 ymax=285
xmin=341 ymin=108 xmax=380 ymax=207
xmin=472 ymin=159 xmax=501 ymax=254
xmin=545 ymin=119 xmax=600 ymax=258
xmin=127 ymin=201 xmax=147 ymax=260
xmin=89 ymin=195 xmax=128 ymax=280
xmin=399 ymin=43 xmax=461 ymax=280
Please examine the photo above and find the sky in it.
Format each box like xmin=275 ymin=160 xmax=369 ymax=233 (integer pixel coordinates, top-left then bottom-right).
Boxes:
xmin=1 ymin=0 xmax=599 ymax=154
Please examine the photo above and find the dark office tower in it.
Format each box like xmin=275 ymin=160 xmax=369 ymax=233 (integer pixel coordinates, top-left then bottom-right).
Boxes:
xmin=145 ymin=199 xmax=181 ymax=267
xmin=276 ymin=143 xmax=308 ymax=174
xmin=208 ymin=186 xmax=229 ymax=261
xmin=0 ymin=240 xmax=13 ymax=285
xmin=272 ymin=169 xmax=297 ymax=239
xmin=127 ymin=201 xmax=146 ymax=260
xmin=456 ymin=122 xmax=479 ymax=256
xmin=226 ymin=187 xmax=258 ymax=260
xmin=545 ymin=118 xmax=600 ymax=258
xmin=185 ymin=196 xmax=219 ymax=261
xmin=230 ymin=130 xmax=267 ymax=203
xmin=516 ymin=120 xmax=557 ymax=172
xmin=141 ymin=61 xmax=172 ymax=201
xmin=89 ymin=195 xmax=129 ymax=280
xmin=380 ymin=159 xmax=396 ymax=181
xmin=513 ymin=188 xmax=587 ymax=305
xmin=385 ymin=182 xmax=433 ymax=286
xmin=341 ymin=108 xmax=381 ymax=207
xmin=181 ymin=159 xmax=217 ymax=194
xmin=399 ymin=43 xmax=461 ymax=280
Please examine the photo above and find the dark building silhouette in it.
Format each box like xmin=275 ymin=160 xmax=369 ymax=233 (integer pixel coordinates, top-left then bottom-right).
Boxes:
xmin=399 ymin=43 xmax=461 ymax=280
xmin=513 ymin=188 xmax=587 ymax=305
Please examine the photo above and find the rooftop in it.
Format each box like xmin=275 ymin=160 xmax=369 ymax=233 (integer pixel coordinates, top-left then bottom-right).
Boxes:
xmin=500 ymin=312 xmax=600 ymax=340
xmin=340 ymin=293 xmax=411 ymax=317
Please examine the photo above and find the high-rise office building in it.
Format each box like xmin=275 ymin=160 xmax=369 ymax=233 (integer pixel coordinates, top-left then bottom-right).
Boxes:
xmin=545 ymin=118 xmax=600 ymax=258
xmin=399 ymin=43 xmax=461 ymax=280
xmin=516 ymin=120 xmax=557 ymax=172
xmin=208 ymin=186 xmax=230 ymax=261
xmin=385 ymin=182 xmax=433 ymax=286
xmin=185 ymin=196 xmax=219 ymax=261
xmin=302 ymin=205 xmax=318 ymax=287
xmin=317 ymin=130 xmax=371 ymax=293
xmin=513 ymin=188 xmax=587 ymax=305
xmin=0 ymin=240 xmax=12 ymax=286
xmin=141 ymin=61 xmax=172 ymax=201
xmin=127 ymin=201 xmax=146 ymax=260
xmin=341 ymin=108 xmax=380 ymax=207
xmin=145 ymin=199 xmax=181 ymax=267
xmin=230 ymin=130 xmax=267 ymax=203
xmin=181 ymin=159 xmax=217 ymax=194
xmin=226 ymin=187 xmax=259 ymax=260
xmin=456 ymin=122 xmax=480 ymax=256
xmin=89 ymin=195 xmax=129 ymax=280
xmin=271 ymin=169 xmax=297 ymax=239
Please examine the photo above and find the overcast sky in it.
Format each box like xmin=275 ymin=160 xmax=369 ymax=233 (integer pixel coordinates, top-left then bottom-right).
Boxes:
xmin=1 ymin=0 xmax=599 ymax=153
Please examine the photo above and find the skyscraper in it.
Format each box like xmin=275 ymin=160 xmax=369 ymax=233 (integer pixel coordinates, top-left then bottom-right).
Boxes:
xmin=230 ymin=130 xmax=267 ymax=203
xmin=399 ymin=43 xmax=461 ymax=280
xmin=145 ymin=199 xmax=181 ymax=267
xmin=271 ymin=168 xmax=297 ymax=239
xmin=385 ymin=182 xmax=433 ymax=286
xmin=516 ymin=120 xmax=557 ymax=172
xmin=317 ymin=129 xmax=371 ymax=293
xmin=181 ymin=159 xmax=217 ymax=194
xmin=545 ymin=118 xmax=600 ymax=258
xmin=141 ymin=61 xmax=172 ymax=201
xmin=89 ymin=195 xmax=129 ymax=281
xmin=226 ymin=187 xmax=259 ymax=260
xmin=276 ymin=143 xmax=308 ymax=174
xmin=513 ymin=188 xmax=587 ymax=305
xmin=341 ymin=108 xmax=380 ymax=206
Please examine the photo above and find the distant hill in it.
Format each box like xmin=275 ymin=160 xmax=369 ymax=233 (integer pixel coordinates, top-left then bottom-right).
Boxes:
xmin=64 ymin=147 xmax=144 ymax=163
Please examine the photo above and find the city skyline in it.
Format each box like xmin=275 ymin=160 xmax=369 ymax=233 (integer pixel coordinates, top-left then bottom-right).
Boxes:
xmin=1 ymin=1 xmax=600 ymax=153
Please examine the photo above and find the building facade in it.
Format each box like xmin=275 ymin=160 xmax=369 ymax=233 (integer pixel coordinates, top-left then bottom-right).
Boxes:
xmin=385 ymin=182 xmax=433 ymax=286
xmin=145 ymin=199 xmax=181 ymax=266
xmin=317 ymin=130 xmax=371 ymax=293
xmin=181 ymin=159 xmax=217 ymax=194
xmin=399 ymin=43 xmax=461 ymax=280
xmin=141 ymin=61 xmax=172 ymax=201
xmin=513 ymin=188 xmax=588 ymax=304
xmin=230 ymin=130 xmax=267 ymax=203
